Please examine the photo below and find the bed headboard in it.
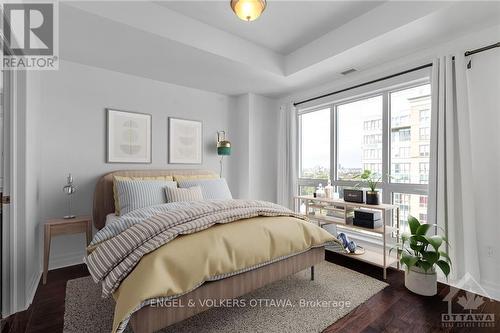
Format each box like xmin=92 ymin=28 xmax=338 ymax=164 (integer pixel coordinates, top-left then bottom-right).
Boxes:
xmin=92 ymin=169 xmax=217 ymax=229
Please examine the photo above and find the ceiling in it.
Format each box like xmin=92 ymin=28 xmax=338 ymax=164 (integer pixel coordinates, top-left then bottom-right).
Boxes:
xmin=156 ymin=1 xmax=385 ymax=55
xmin=59 ymin=1 xmax=500 ymax=97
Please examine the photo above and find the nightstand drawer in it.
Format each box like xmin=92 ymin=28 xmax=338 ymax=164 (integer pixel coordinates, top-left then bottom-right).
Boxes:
xmin=49 ymin=220 xmax=87 ymax=236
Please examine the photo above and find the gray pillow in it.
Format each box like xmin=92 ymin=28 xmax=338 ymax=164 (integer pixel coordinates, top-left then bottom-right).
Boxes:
xmin=177 ymin=178 xmax=232 ymax=200
xmin=115 ymin=180 xmax=177 ymax=216
xmin=165 ymin=186 xmax=203 ymax=203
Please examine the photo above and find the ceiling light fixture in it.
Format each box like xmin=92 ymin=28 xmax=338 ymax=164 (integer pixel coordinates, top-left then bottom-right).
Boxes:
xmin=230 ymin=0 xmax=267 ymax=22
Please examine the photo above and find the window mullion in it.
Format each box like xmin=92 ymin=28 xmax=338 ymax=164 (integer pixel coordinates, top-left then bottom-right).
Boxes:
xmin=382 ymin=91 xmax=391 ymax=204
xmin=331 ymin=105 xmax=337 ymax=184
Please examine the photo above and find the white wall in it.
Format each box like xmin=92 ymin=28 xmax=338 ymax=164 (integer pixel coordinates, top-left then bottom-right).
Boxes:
xmin=28 ymin=60 xmax=231 ymax=270
xmin=228 ymin=93 xmax=278 ymax=202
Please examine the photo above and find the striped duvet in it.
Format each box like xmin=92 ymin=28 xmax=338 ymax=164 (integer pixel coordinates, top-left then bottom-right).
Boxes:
xmin=85 ymin=199 xmax=309 ymax=297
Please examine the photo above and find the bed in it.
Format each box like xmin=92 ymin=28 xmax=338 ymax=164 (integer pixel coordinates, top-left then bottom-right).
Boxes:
xmin=90 ymin=169 xmax=338 ymax=333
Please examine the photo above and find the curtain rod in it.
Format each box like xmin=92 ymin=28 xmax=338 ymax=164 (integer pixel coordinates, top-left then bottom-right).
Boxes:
xmin=294 ymin=41 xmax=499 ymax=107
xmin=293 ymin=63 xmax=433 ymax=107
xmin=464 ymin=41 xmax=500 ymax=56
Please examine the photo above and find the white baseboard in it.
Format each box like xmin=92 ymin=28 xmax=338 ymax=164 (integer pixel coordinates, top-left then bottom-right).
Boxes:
xmin=20 ymin=252 xmax=84 ymax=313
xmin=25 ymin=269 xmax=42 ymax=309
xmin=49 ymin=250 xmax=85 ymax=270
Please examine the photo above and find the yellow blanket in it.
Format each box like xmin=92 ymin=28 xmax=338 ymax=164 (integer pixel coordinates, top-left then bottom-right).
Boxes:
xmin=112 ymin=216 xmax=335 ymax=332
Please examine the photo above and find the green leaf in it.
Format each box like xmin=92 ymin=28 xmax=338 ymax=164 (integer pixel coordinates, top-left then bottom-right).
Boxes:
xmin=425 ymin=235 xmax=444 ymax=251
xmin=422 ymin=251 xmax=440 ymax=265
xmin=401 ymin=252 xmax=419 ymax=268
xmin=410 ymin=235 xmax=429 ymax=245
xmin=416 ymin=224 xmax=432 ymax=236
xmin=439 ymin=251 xmax=452 ymax=265
xmin=417 ymin=260 xmax=432 ymax=272
xmin=409 ymin=242 xmax=425 ymax=253
xmin=408 ymin=215 xmax=421 ymax=235
xmin=436 ymin=260 xmax=451 ymax=277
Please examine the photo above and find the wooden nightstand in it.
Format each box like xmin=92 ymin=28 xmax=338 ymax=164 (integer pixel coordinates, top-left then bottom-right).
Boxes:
xmin=43 ymin=216 xmax=93 ymax=284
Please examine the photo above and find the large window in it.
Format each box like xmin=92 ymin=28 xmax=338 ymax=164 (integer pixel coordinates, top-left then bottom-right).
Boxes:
xmin=337 ymin=95 xmax=383 ymax=180
xmin=300 ymin=108 xmax=330 ymax=179
xmin=298 ymin=81 xmax=431 ymax=232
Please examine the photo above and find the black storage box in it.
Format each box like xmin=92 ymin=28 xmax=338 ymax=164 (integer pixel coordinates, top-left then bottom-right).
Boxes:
xmin=353 ymin=218 xmax=383 ymax=229
xmin=343 ymin=189 xmax=364 ymax=203
xmin=354 ymin=209 xmax=382 ymax=221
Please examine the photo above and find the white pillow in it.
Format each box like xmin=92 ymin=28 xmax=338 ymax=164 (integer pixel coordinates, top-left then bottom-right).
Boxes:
xmin=165 ymin=186 xmax=203 ymax=203
xmin=114 ymin=180 xmax=177 ymax=216
xmin=177 ymin=178 xmax=232 ymax=200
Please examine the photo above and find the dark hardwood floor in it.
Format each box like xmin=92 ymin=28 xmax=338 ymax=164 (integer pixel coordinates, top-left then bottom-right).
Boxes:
xmin=2 ymin=252 xmax=499 ymax=333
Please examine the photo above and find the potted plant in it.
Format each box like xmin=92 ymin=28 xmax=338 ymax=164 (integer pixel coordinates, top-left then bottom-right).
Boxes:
xmin=355 ymin=169 xmax=381 ymax=205
xmin=391 ymin=215 xmax=451 ymax=296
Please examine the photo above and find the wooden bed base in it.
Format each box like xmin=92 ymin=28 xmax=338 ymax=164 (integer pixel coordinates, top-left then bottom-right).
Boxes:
xmin=129 ymin=247 xmax=324 ymax=333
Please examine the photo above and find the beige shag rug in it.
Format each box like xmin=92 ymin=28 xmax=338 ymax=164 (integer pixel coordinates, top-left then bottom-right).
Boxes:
xmin=64 ymin=262 xmax=387 ymax=333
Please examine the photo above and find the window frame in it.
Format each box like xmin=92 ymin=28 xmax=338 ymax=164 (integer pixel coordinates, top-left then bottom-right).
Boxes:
xmin=297 ymin=78 xmax=430 ymax=212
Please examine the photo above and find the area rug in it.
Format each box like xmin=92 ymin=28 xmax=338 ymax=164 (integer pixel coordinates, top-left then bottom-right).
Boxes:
xmin=64 ymin=262 xmax=387 ymax=333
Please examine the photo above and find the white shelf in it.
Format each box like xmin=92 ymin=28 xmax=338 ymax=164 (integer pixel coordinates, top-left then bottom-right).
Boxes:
xmin=296 ymin=195 xmax=401 ymax=279
xmin=308 ymin=215 xmax=396 ymax=235
xmin=326 ymin=246 xmax=399 ymax=268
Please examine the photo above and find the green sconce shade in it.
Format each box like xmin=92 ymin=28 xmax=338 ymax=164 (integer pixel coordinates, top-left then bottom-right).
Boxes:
xmin=217 ymin=141 xmax=231 ymax=156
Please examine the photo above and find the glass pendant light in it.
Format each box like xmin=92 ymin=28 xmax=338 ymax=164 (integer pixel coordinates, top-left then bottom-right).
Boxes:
xmin=230 ymin=0 xmax=267 ymax=22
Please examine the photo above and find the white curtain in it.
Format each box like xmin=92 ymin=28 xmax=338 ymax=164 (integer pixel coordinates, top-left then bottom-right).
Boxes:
xmin=277 ymin=103 xmax=298 ymax=209
xmin=428 ymin=54 xmax=481 ymax=285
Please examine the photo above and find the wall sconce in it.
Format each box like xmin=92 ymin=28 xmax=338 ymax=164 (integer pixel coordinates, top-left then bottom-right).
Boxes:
xmin=217 ymin=131 xmax=231 ymax=177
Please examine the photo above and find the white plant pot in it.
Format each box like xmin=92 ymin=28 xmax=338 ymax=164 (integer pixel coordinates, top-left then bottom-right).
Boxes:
xmin=404 ymin=266 xmax=437 ymax=296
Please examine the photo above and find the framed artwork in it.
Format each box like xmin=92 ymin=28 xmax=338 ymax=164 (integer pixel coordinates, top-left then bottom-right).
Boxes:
xmin=168 ymin=117 xmax=203 ymax=164
xmin=106 ymin=109 xmax=152 ymax=163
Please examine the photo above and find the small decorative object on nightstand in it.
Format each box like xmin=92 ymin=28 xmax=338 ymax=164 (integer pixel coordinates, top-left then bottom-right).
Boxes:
xmin=43 ymin=216 xmax=92 ymax=284
xmin=62 ymin=173 xmax=77 ymax=219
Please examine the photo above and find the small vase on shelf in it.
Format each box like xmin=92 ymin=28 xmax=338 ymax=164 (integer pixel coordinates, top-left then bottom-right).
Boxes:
xmin=365 ymin=191 xmax=379 ymax=205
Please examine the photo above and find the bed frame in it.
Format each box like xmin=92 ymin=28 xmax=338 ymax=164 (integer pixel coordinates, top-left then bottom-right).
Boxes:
xmin=93 ymin=170 xmax=324 ymax=333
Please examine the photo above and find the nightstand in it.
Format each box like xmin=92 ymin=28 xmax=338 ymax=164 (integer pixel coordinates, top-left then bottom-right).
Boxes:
xmin=43 ymin=216 xmax=93 ymax=284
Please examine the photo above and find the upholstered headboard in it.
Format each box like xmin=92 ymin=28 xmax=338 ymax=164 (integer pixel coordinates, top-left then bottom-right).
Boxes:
xmin=92 ymin=169 xmax=217 ymax=229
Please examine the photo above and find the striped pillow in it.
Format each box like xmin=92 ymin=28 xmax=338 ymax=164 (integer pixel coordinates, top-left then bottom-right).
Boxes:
xmin=177 ymin=178 xmax=232 ymax=200
xmin=113 ymin=175 xmax=174 ymax=215
xmin=165 ymin=186 xmax=203 ymax=203
xmin=114 ymin=180 xmax=177 ymax=216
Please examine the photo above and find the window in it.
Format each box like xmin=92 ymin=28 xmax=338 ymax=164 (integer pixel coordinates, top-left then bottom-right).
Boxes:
xmin=420 ymin=109 xmax=430 ymax=123
xmin=419 ymin=162 xmax=429 ymax=184
xmin=337 ymin=95 xmax=383 ymax=180
xmin=419 ymin=144 xmax=430 ymax=157
xmin=419 ymin=127 xmax=430 ymax=140
xmin=298 ymin=81 xmax=431 ymax=232
xmin=299 ymin=108 xmax=330 ymax=179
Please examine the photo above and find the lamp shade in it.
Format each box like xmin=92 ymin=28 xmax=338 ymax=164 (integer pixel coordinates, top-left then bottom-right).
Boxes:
xmin=217 ymin=140 xmax=231 ymax=156
xmin=230 ymin=0 xmax=266 ymax=22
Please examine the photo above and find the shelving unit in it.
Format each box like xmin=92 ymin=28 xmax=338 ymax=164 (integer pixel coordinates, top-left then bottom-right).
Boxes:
xmin=295 ymin=195 xmax=400 ymax=279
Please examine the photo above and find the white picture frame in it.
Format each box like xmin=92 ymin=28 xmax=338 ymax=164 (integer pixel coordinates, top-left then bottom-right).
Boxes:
xmin=168 ymin=117 xmax=203 ymax=164
xmin=107 ymin=109 xmax=152 ymax=163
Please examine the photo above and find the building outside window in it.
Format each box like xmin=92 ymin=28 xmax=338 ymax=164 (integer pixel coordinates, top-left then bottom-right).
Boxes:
xmin=419 ymin=127 xmax=430 ymax=140
xmin=419 ymin=144 xmax=430 ymax=157
xmin=298 ymin=81 xmax=431 ymax=232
